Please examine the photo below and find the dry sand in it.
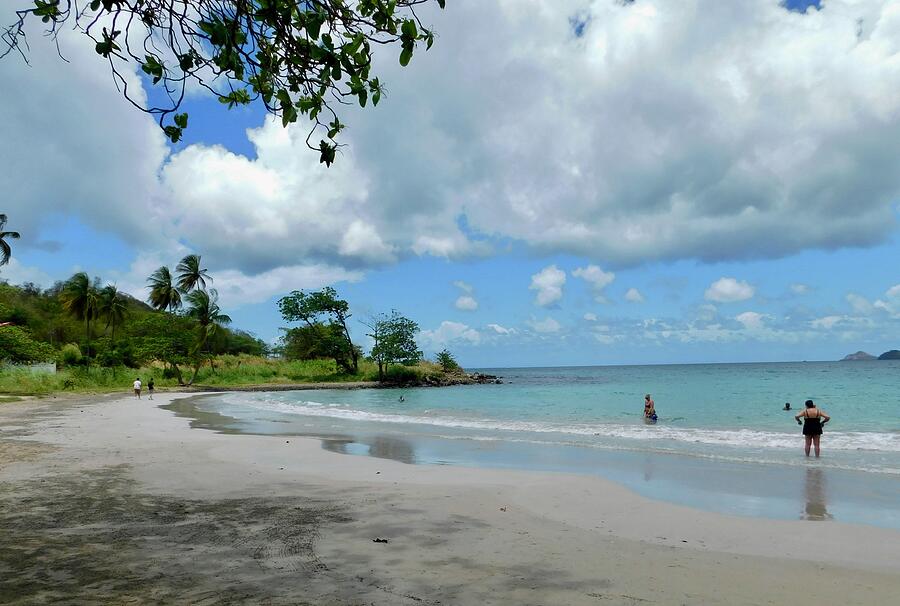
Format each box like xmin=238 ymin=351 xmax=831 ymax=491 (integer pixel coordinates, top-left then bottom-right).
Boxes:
xmin=1 ymin=392 xmax=898 ymax=605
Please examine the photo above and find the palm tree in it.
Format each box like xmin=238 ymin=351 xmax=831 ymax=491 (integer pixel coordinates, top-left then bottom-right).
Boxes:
xmin=0 ymin=214 xmax=21 ymax=267
xmin=60 ymin=272 xmax=100 ymax=355
xmin=147 ymin=266 xmax=182 ymax=312
xmin=185 ymin=288 xmax=231 ymax=384
xmin=185 ymin=288 xmax=232 ymax=348
xmin=98 ymin=284 xmax=128 ymax=342
xmin=176 ymin=254 xmax=212 ymax=292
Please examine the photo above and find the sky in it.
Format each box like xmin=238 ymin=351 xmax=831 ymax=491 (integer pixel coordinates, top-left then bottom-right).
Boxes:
xmin=2 ymin=0 xmax=900 ymax=367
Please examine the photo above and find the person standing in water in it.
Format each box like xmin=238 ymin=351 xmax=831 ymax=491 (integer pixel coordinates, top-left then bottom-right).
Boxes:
xmin=133 ymin=377 xmax=142 ymax=399
xmin=795 ymin=399 xmax=830 ymax=457
xmin=147 ymin=378 xmax=155 ymax=400
xmin=643 ymin=394 xmax=657 ymax=422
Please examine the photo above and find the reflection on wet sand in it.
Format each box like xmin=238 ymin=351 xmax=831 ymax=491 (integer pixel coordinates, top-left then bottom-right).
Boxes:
xmin=323 ymin=435 xmax=417 ymax=465
xmin=803 ymin=467 xmax=833 ymax=521
xmin=161 ymin=396 xmax=242 ymax=434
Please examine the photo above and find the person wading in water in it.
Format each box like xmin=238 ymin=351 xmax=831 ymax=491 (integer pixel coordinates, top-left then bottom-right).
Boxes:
xmin=795 ymin=399 xmax=830 ymax=457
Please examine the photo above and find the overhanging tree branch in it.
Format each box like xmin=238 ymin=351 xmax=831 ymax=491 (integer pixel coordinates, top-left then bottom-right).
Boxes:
xmin=2 ymin=0 xmax=446 ymax=165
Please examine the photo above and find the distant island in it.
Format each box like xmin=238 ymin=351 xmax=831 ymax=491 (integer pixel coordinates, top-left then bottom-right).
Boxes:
xmin=840 ymin=350 xmax=900 ymax=361
xmin=841 ymin=351 xmax=877 ymax=361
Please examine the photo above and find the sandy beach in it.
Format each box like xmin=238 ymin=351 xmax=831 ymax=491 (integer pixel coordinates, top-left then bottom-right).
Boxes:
xmin=1 ymin=392 xmax=898 ymax=605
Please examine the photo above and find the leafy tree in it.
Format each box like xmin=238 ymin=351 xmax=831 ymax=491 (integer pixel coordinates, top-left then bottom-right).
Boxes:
xmin=97 ymin=284 xmax=128 ymax=342
xmin=0 ymin=214 xmax=20 ymax=267
xmin=280 ymin=321 xmax=355 ymax=372
xmin=0 ymin=325 xmax=55 ymax=363
xmin=59 ymin=272 xmax=100 ymax=357
xmin=278 ymin=286 xmax=358 ymax=371
xmin=147 ymin=265 xmax=182 ymax=312
xmin=364 ymin=310 xmax=421 ymax=381
xmin=129 ymin=314 xmax=198 ymax=384
xmin=176 ymin=254 xmax=212 ymax=293
xmin=223 ymin=329 xmax=269 ymax=356
xmin=435 ymin=348 xmax=460 ymax=372
xmin=2 ymin=0 xmax=447 ymax=164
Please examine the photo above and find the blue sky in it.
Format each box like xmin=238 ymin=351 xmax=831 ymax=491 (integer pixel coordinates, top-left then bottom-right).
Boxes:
xmin=2 ymin=0 xmax=899 ymax=367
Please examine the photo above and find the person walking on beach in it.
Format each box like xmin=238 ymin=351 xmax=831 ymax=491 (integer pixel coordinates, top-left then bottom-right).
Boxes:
xmin=795 ymin=399 xmax=830 ymax=457
xmin=133 ymin=378 xmax=142 ymax=399
xmin=643 ymin=394 xmax=657 ymax=422
xmin=147 ymin=378 xmax=154 ymax=400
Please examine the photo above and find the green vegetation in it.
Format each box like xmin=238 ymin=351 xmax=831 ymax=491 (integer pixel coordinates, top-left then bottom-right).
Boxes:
xmin=365 ymin=310 xmax=423 ymax=381
xmin=3 ymin=0 xmax=446 ymax=164
xmin=278 ymin=287 xmax=361 ymax=372
xmin=436 ymin=348 xmax=461 ymax=372
xmin=2 ymin=243 xmax=465 ymax=394
xmin=0 ymin=356 xmax=376 ymax=395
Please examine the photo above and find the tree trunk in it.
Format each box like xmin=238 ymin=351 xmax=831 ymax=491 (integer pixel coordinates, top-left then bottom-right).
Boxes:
xmin=170 ymin=362 xmax=185 ymax=386
xmin=378 ymin=361 xmax=384 ymax=382
xmin=187 ymin=361 xmax=202 ymax=386
xmin=338 ymin=316 xmax=358 ymax=373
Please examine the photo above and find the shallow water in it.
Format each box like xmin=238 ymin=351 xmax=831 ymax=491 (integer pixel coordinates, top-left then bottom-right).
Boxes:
xmin=173 ymin=361 xmax=900 ymax=528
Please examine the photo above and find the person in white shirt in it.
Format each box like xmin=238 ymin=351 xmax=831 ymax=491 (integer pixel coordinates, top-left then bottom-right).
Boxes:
xmin=133 ymin=378 xmax=142 ymax=399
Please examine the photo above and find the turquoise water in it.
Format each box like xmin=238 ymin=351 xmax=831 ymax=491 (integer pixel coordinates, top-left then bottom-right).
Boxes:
xmin=184 ymin=361 xmax=900 ymax=527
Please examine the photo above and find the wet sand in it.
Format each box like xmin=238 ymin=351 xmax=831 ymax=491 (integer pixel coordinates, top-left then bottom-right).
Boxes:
xmin=1 ymin=392 xmax=898 ymax=605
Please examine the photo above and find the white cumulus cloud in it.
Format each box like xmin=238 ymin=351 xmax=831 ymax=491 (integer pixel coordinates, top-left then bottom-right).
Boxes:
xmin=735 ymin=311 xmax=768 ymax=330
xmin=705 ymin=278 xmax=755 ymax=303
xmin=624 ymin=287 xmax=645 ymax=303
xmin=573 ymin=265 xmax=615 ymax=302
xmin=419 ymin=321 xmax=481 ymax=349
xmin=487 ymin=323 xmax=516 ymax=335
xmin=527 ymin=317 xmax=562 ymax=333
xmin=530 ymin=265 xmax=566 ymax=307
xmin=455 ymin=295 xmax=478 ymax=311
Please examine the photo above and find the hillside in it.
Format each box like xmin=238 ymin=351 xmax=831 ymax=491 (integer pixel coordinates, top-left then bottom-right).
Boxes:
xmin=0 ymin=280 xmax=266 ymax=366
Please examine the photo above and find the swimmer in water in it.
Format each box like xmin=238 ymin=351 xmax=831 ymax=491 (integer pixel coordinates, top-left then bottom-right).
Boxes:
xmin=643 ymin=394 xmax=657 ymax=422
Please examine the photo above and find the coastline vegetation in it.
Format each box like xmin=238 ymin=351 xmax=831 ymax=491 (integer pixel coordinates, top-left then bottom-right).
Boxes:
xmin=1 ymin=250 xmax=466 ymax=396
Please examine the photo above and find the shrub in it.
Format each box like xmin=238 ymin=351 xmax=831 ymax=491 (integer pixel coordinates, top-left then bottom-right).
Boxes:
xmin=59 ymin=343 xmax=83 ymax=367
xmin=435 ymin=349 xmax=461 ymax=372
xmin=382 ymin=365 xmax=422 ymax=385
xmin=0 ymin=325 xmax=56 ymax=363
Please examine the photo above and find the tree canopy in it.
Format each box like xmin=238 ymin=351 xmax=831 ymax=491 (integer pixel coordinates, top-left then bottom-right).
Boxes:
xmin=2 ymin=0 xmax=446 ymax=165
xmin=278 ymin=286 xmax=358 ymax=371
xmin=364 ymin=309 xmax=420 ymax=380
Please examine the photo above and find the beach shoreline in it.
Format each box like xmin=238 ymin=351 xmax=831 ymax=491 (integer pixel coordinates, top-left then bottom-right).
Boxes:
xmin=2 ymin=391 xmax=898 ymax=604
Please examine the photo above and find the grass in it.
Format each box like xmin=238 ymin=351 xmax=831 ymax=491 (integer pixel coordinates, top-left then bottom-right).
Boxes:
xmin=0 ymin=395 xmax=23 ymax=403
xmin=0 ymin=356 xmax=447 ymax=395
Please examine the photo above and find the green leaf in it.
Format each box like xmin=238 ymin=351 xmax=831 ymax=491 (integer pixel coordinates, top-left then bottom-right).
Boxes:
xmin=173 ymin=113 xmax=188 ymax=129
xmin=163 ymin=125 xmax=183 ymax=143
xmin=217 ymin=89 xmax=251 ymax=108
xmin=90 ymin=0 xmax=101 ymax=10
xmin=319 ymin=141 xmax=336 ymax=167
xmin=141 ymin=54 xmax=164 ymax=84
xmin=401 ymin=19 xmax=417 ymax=39
xmin=399 ymin=46 xmax=412 ymax=67
xmin=178 ymin=52 xmax=194 ymax=72
xmin=33 ymin=0 xmax=61 ymax=23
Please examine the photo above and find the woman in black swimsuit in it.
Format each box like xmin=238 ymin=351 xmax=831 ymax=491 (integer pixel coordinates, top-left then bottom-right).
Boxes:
xmin=794 ymin=399 xmax=830 ymax=457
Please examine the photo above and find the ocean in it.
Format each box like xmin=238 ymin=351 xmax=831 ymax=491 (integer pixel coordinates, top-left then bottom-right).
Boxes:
xmin=170 ymin=361 xmax=900 ymax=528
